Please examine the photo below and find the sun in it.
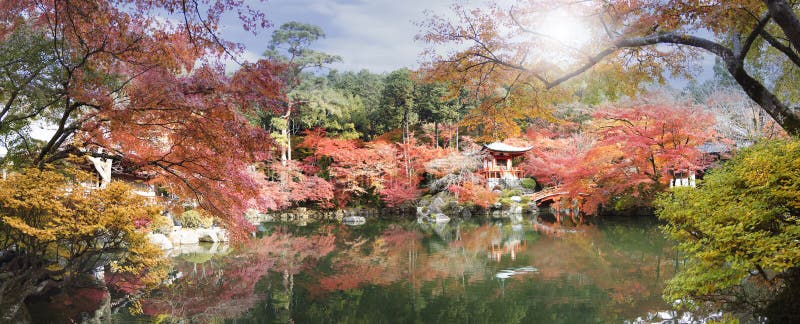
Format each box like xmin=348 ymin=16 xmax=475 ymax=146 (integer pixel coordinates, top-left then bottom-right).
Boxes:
xmin=535 ymin=9 xmax=591 ymax=49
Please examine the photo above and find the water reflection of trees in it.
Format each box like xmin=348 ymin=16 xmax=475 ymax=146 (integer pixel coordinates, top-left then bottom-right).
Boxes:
xmin=138 ymin=231 xmax=335 ymax=322
xmin=23 ymin=218 xmax=680 ymax=322
xmin=278 ymin=218 xmax=679 ymax=323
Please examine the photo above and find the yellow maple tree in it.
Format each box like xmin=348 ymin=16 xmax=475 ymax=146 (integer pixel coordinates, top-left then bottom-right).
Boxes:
xmin=0 ymin=167 xmax=167 ymax=311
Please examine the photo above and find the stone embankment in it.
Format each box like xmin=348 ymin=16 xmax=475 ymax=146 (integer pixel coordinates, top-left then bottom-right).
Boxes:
xmin=487 ymin=195 xmax=539 ymax=218
xmin=146 ymin=226 xmax=229 ymax=250
xmin=245 ymin=206 xmax=416 ymax=225
xmin=417 ymin=191 xmax=538 ymax=220
xmin=244 ymin=190 xmax=541 ymax=227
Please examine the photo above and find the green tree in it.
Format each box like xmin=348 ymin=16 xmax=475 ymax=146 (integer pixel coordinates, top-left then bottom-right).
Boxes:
xmin=378 ymin=69 xmax=416 ymax=142
xmin=415 ymin=81 xmax=462 ymax=148
xmin=327 ymin=70 xmax=385 ymax=139
xmin=0 ymin=25 xmax=64 ymax=167
xmin=294 ymin=75 xmax=362 ymax=139
xmin=656 ymin=139 xmax=800 ymax=314
xmin=263 ymin=22 xmax=342 ymax=164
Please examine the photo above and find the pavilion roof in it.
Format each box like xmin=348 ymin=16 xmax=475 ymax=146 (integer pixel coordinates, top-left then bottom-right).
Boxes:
xmin=483 ymin=142 xmax=533 ymax=154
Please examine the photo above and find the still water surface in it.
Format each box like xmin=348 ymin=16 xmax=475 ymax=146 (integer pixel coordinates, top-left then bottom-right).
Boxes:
xmin=109 ymin=215 xmax=686 ymax=323
xmin=35 ymin=215 xmax=691 ymax=323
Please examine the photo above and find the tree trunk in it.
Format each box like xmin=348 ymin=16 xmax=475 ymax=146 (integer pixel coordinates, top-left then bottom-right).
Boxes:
xmin=434 ymin=120 xmax=439 ymax=148
xmin=280 ymin=126 xmax=289 ymax=167
xmin=0 ymin=297 xmax=31 ymax=324
xmin=403 ymin=108 xmax=410 ymax=144
xmin=286 ymin=119 xmax=292 ymax=161
xmin=726 ymin=62 xmax=800 ymax=135
xmin=765 ymin=0 xmax=800 ymax=52
xmin=455 ymin=126 xmax=459 ymax=151
xmin=0 ymin=269 xmax=55 ymax=323
xmin=281 ymin=102 xmax=294 ymax=167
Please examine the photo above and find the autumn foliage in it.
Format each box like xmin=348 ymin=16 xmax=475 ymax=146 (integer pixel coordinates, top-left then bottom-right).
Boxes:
xmin=447 ymin=182 xmax=498 ymax=208
xmin=419 ymin=0 xmax=800 ymax=134
xmin=522 ymin=101 xmax=716 ymax=213
xmin=0 ymin=168 xmax=167 ymax=315
xmin=0 ymin=1 xmax=286 ymax=231
xmin=285 ymin=99 xmax=715 ymax=214
xmin=299 ymin=129 xmax=449 ymax=207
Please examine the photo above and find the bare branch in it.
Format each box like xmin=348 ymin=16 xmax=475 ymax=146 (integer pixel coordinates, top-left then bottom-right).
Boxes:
xmin=545 ymin=32 xmax=734 ymax=89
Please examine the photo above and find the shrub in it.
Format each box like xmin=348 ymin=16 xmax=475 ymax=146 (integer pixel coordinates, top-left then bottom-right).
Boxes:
xmin=178 ymin=209 xmax=214 ymax=228
xmin=656 ymin=139 xmax=800 ymax=312
xmin=501 ymin=189 xmax=522 ymax=198
xmin=447 ymin=182 xmax=498 ymax=208
xmin=521 ymin=178 xmax=537 ymax=190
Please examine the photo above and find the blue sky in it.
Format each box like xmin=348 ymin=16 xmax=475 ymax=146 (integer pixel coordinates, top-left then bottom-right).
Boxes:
xmin=218 ymin=0 xmax=463 ymax=72
xmin=216 ymin=0 xmax=714 ymax=85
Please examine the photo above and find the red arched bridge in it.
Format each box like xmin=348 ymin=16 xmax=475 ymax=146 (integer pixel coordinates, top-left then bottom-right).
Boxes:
xmin=529 ymin=186 xmax=588 ymax=205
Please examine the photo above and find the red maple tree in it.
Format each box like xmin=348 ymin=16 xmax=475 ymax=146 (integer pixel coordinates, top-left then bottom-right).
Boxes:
xmin=1 ymin=1 xmax=285 ymax=231
xmin=523 ymin=101 xmax=716 ymax=214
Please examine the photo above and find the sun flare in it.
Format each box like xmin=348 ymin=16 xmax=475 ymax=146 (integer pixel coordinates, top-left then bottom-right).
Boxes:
xmin=536 ymin=9 xmax=591 ymax=49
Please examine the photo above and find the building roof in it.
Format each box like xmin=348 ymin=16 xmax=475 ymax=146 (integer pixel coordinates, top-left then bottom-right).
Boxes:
xmin=483 ymin=142 xmax=533 ymax=153
xmin=697 ymin=142 xmax=729 ymax=154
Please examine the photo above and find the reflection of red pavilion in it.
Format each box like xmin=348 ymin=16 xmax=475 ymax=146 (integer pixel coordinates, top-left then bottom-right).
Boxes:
xmin=481 ymin=142 xmax=533 ymax=189
xmin=488 ymin=239 xmax=527 ymax=262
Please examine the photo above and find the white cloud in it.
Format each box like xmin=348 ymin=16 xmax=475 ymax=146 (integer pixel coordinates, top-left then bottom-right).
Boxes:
xmin=222 ymin=49 xmax=262 ymax=73
xmin=309 ymin=0 xmax=436 ymax=72
xmin=222 ymin=0 xmax=491 ymax=73
xmin=225 ymin=0 xmax=714 ymax=86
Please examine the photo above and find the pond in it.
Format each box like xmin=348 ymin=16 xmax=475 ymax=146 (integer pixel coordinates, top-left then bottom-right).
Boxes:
xmin=33 ymin=215 xmax=700 ymax=323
